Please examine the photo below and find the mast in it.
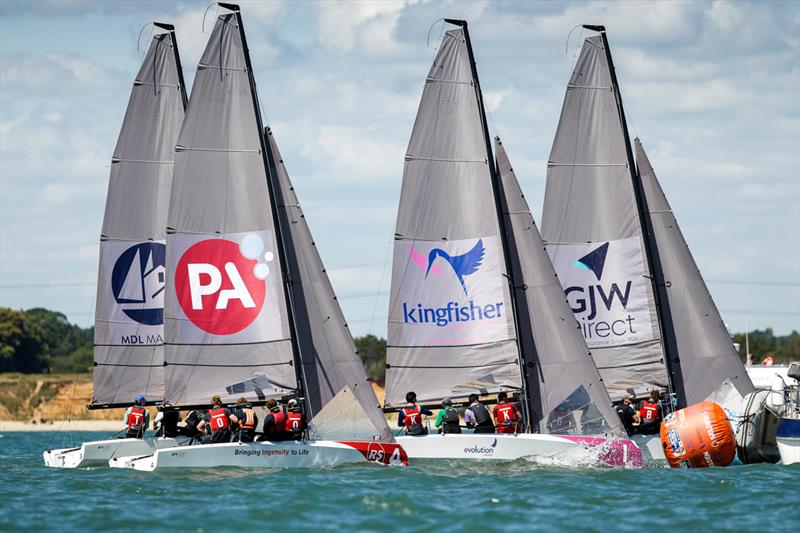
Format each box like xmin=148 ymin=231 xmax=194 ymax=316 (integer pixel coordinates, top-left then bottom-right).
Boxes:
xmin=583 ymin=25 xmax=683 ymax=405
xmin=446 ymin=19 xmax=531 ymax=428
xmin=223 ymin=3 xmax=309 ymax=409
xmin=153 ymin=22 xmax=189 ymax=109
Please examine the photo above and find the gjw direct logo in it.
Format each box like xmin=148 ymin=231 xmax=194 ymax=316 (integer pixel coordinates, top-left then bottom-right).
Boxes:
xmin=175 ymin=234 xmax=275 ymax=335
xmin=566 ymin=242 xmax=638 ymax=340
xmin=112 ymin=242 xmax=166 ymax=327
xmin=403 ymin=239 xmax=505 ymax=327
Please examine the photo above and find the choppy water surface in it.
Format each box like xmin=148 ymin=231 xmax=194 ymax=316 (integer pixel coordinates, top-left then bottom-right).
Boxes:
xmin=1 ymin=432 xmax=797 ymax=532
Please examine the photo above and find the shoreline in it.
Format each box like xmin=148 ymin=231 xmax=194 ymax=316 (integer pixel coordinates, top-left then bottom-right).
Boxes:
xmin=0 ymin=420 xmax=121 ymax=432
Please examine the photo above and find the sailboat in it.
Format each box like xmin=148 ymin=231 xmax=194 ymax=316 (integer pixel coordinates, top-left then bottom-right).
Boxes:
xmin=44 ymin=23 xmax=188 ymax=468
xmin=540 ymin=25 xmax=754 ymax=459
xmin=383 ymin=19 xmax=639 ymax=467
xmin=111 ymin=3 xmax=406 ymax=470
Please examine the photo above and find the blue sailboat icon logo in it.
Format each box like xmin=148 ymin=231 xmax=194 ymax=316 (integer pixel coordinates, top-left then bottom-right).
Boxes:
xmin=111 ymin=242 xmax=166 ymax=325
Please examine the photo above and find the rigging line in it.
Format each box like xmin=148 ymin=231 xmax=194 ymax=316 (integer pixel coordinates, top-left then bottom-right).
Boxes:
xmin=368 ymin=235 xmax=393 ymax=335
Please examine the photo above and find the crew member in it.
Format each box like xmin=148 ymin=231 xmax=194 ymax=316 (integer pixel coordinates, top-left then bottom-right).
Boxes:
xmin=284 ymin=399 xmax=306 ymax=440
xmin=202 ymin=394 xmax=233 ymax=444
xmin=181 ymin=409 xmax=204 ymax=443
xmin=152 ymin=403 xmax=181 ymax=438
xmin=233 ymin=397 xmax=258 ymax=443
xmin=260 ymin=399 xmax=287 ymax=441
xmin=434 ymin=397 xmax=461 ymax=434
xmin=637 ymin=391 xmax=662 ymax=435
xmin=493 ymin=392 xmax=521 ymax=434
xmin=464 ymin=394 xmax=494 ymax=434
xmin=123 ymin=395 xmax=150 ymax=439
xmin=616 ymin=394 xmax=640 ymax=435
xmin=397 ymin=391 xmax=432 ymax=436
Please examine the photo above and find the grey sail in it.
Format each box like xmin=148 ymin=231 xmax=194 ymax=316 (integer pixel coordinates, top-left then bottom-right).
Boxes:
xmin=540 ymin=34 xmax=669 ymax=401
xmin=496 ymin=137 xmax=622 ymax=436
xmin=266 ymin=127 xmax=392 ymax=441
xmin=93 ymin=27 xmax=186 ymax=406
xmin=635 ymin=139 xmax=753 ymax=404
xmin=385 ymin=26 xmax=519 ymax=407
xmin=164 ymin=11 xmax=295 ymax=406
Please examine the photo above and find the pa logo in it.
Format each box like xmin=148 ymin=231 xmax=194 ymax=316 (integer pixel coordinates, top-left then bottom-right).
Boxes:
xmin=111 ymin=242 xmax=166 ymax=326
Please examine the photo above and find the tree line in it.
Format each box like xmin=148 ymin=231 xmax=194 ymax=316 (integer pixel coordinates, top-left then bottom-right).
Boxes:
xmin=0 ymin=306 xmax=797 ymax=378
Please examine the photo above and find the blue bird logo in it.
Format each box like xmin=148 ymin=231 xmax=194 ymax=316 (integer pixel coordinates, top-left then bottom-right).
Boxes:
xmin=425 ymin=239 xmax=486 ymax=295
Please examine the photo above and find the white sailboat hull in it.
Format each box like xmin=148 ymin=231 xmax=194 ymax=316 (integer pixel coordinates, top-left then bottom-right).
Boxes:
xmin=109 ymin=440 xmax=408 ymax=470
xmin=776 ymin=437 xmax=800 ymax=465
xmin=43 ymin=437 xmax=179 ymax=468
xmin=631 ymin=434 xmax=666 ymax=463
xmin=395 ymin=433 xmax=642 ymax=467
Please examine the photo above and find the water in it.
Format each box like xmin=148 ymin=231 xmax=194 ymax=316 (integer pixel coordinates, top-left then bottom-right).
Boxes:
xmin=2 ymin=432 xmax=797 ymax=532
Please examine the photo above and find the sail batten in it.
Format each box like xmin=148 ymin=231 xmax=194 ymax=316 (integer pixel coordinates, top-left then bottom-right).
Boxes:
xmin=92 ymin=29 xmax=186 ymax=406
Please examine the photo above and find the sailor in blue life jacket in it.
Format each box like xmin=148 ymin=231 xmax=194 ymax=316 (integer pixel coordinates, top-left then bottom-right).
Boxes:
xmin=284 ymin=399 xmax=306 ymax=440
xmin=434 ymin=397 xmax=462 ymax=434
xmin=123 ymin=395 xmax=150 ymax=439
xmin=464 ymin=394 xmax=494 ymax=433
xmin=232 ymin=397 xmax=258 ymax=443
xmin=199 ymin=394 xmax=233 ymax=444
xmin=615 ymin=394 xmax=641 ymax=435
xmin=397 ymin=391 xmax=432 ymax=436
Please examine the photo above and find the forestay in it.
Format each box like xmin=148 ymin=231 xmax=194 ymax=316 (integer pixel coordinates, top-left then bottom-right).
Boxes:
xmin=495 ymin=137 xmax=621 ymax=437
xmin=540 ymin=35 xmax=669 ymax=401
xmin=93 ymin=28 xmax=186 ymax=405
xmin=266 ymin=127 xmax=392 ymax=441
xmin=385 ymin=28 xmax=519 ymax=407
xmin=635 ymin=139 xmax=753 ymax=405
xmin=164 ymin=12 xmax=295 ymax=406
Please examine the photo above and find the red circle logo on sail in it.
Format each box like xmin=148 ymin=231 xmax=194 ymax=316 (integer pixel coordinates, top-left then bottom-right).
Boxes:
xmin=175 ymin=239 xmax=266 ymax=335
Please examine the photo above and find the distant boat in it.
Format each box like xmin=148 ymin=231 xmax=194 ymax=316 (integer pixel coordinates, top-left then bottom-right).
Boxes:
xmin=111 ymin=3 xmax=406 ymax=471
xmin=383 ymin=19 xmax=639 ymax=467
xmin=539 ymin=25 xmax=755 ymax=459
xmin=44 ymin=22 xmax=188 ymax=468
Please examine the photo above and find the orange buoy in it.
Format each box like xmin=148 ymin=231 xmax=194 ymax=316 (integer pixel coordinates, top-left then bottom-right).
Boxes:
xmin=660 ymin=401 xmax=736 ymax=468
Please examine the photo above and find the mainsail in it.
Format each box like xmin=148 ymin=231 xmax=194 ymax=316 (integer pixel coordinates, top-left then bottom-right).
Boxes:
xmin=495 ymin=137 xmax=622 ymax=436
xmin=266 ymin=126 xmax=392 ymax=441
xmin=93 ymin=25 xmax=187 ymax=406
xmin=385 ymin=23 xmax=520 ymax=407
xmin=541 ymin=26 xmax=752 ymax=406
xmin=635 ymin=139 xmax=753 ymax=405
xmin=164 ymin=8 xmax=296 ymax=406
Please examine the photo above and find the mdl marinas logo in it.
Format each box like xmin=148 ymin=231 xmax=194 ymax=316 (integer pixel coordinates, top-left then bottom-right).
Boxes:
xmin=546 ymin=237 xmax=654 ymax=349
xmin=112 ymin=242 xmax=166 ymax=326
xmin=171 ymin=232 xmax=279 ymax=337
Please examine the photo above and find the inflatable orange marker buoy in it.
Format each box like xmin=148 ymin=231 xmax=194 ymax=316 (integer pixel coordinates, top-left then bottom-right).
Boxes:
xmin=660 ymin=401 xmax=736 ymax=468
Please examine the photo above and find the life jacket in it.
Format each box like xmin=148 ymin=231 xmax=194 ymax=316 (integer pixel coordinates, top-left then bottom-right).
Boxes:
xmin=208 ymin=407 xmax=229 ymax=431
xmin=469 ymin=403 xmax=493 ymax=428
xmin=285 ymin=411 xmax=303 ymax=433
xmin=442 ymin=407 xmax=461 ymax=434
xmin=240 ymin=408 xmax=256 ymax=430
xmin=640 ymin=402 xmax=660 ymax=423
xmin=402 ymin=405 xmax=424 ymax=435
xmin=127 ymin=406 xmax=146 ymax=436
xmin=271 ymin=408 xmax=286 ymax=432
xmin=496 ymin=402 xmax=517 ymax=432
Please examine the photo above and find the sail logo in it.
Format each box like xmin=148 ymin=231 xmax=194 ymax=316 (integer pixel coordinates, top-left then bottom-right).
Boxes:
xmin=111 ymin=242 xmax=166 ymax=326
xmin=175 ymin=234 xmax=274 ymax=335
xmin=403 ymin=239 xmax=503 ymax=328
xmin=547 ymin=237 xmax=654 ymax=349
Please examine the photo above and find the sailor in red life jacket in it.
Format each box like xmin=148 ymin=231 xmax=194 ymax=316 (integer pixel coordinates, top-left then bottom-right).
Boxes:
xmin=397 ymin=391 xmax=433 ymax=436
xmin=493 ymin=392 xmax=522 ymax=434
xmin=232 ymin=397 xmax=258 ymax=443
xmin=199 ymin=394 xmax=233 ymax=444
xmin=284 ymin=399 xmax=306 ymax=440
xmin=637 ymin=391 xmax=662 ymax=435
xmin=260 ymin=398 xmax=287 ymax=441
xmin=123 ymin=395 xmax=150 ymax=439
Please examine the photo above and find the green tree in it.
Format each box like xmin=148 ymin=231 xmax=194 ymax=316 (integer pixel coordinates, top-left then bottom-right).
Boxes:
xmin=0 ymin=307 xmax=47 ymax=372
xmin=355 ymin=334 xmax=387 ymax=384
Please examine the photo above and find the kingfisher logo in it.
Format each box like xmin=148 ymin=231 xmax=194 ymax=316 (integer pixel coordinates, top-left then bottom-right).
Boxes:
xmin=548 ymin=237 xmax=653 ymax=348
xmin=464 ymin=438 xmax=497 ymax=455
xmin=111 ymin=242 xmax=166 ymax=326
xmin=174 ymin=234 xmax=275 ymax=335
xmin=402 ymin=239 xmax=503 ymax=328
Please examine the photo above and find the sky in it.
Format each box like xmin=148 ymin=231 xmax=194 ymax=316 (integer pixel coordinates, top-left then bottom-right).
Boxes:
xmin=0 ymin=0 xmax=798 ymax=338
